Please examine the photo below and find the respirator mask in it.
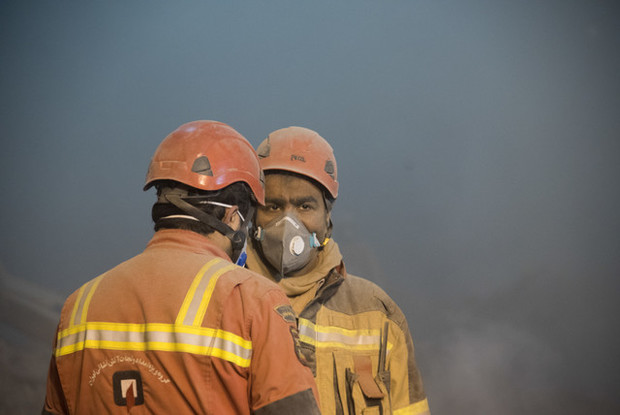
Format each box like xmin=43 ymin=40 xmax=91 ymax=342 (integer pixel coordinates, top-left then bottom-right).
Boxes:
xmin=254 ymin=213 xmax=321 ymax=276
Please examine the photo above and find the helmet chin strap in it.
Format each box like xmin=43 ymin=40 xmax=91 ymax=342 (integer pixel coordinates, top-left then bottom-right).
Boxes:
xmin=163 ymin=194 xmax=247 ymax=251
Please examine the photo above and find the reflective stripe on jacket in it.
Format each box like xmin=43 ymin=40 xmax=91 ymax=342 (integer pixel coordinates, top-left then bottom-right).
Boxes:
xmin=43 ymin=229 xmax=319 ymax=414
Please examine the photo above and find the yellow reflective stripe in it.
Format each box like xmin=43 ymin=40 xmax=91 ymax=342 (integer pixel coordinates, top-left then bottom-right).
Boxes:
xmin=55 ymin=322 xmax=252 ymax=367
xmin=81 ymin=276 xmax=103 ymax=324
xmin=394 ymin=398 xmax=430 ymax=415
xmin=298 ymin=318 xmax=393 ymax=351
xmin=69 ymin=274 xmax=104 ymax=326
xmin=69 ymin=283 xmax=87 ymax=326
xmin=300 ymin=318 xmax=381 ymax=337
xmin=176 ymin=258 xmax=221 ymax=325
xmin=59 ymin=259 xmax=252 ymax=367
xmin=193 ymin=263 xmax=237 ymax=327
xmin=299 ymin=336 xmax=383 ymax=351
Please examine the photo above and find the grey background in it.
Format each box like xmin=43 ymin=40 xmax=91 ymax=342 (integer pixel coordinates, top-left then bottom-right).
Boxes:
xmin=1 ymin=1 xmax=619 ymax=413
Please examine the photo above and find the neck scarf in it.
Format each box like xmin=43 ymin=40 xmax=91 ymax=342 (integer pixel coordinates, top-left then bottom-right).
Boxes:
xmin=246 ymin=239 xmax=343 ymax=314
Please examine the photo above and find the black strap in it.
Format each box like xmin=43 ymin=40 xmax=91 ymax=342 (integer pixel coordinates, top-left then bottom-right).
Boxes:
xmin=165 ymin=193 xmax=245 ymax=246
xmin=164 ymin=194 xmax=253 ymax=260
xmin=165 ymin=194 xmax=235 ymax=236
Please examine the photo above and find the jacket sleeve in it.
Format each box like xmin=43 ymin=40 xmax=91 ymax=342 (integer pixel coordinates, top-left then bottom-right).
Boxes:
xmin=42 ymin=325 xmax=69 ymax=415
xmin=249 ymin=288 xmax=320 ymax=415
xmin=388 ymin=311 xmax=430 ymax=415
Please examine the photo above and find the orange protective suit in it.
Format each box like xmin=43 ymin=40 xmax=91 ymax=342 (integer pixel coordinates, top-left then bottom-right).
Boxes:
xmin=43 ymin=229 xmax=320 ymax=414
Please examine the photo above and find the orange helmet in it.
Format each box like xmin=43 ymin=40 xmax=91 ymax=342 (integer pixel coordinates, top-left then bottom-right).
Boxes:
xmin=144 ymin=120 xmax=265 ymax=204
xmin=256 ymin=126 xmax=338 ymax=199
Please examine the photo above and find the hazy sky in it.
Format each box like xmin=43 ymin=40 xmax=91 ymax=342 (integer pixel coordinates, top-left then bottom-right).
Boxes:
xmin=1 ymin=1 xmax=619 ymax=413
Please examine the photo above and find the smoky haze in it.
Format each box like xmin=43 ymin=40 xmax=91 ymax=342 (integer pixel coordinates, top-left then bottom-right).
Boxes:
xmin=1 ymin=1 xmax=619 ymax=413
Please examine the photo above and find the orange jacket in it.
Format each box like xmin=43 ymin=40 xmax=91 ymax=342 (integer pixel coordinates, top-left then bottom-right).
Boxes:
xmin=43 ymin=229 xmax=320 ymax=414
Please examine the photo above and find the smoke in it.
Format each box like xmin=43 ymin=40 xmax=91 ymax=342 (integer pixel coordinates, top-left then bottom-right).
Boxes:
xmin=0 ymin=266 xmax=62 ymax=414
xmin=405 ymin=270 xmax=620 ymax=414
xmin=1 ymin=1 xmax=620 ymax=413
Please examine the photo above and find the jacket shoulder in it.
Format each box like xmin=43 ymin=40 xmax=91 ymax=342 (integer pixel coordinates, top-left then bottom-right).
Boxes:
xmin=221 ymin=265 xmax=283 ymax=296
xmin=328 ymin=273 xmax=408 ymax=326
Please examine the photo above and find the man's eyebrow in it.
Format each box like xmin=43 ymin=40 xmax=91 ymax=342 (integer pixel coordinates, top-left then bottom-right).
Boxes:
xmin=291 ymin=196 xmax=319 ymax=205
xmin=264 ymin=195 xmax=319 ymax=205
xmin=264 ymin=196 xmax=286 ymax=205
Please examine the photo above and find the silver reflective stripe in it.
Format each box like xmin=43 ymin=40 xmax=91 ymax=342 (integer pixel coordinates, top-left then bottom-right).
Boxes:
xmin=178 ymin=259 xmax=234 ymax=326
xmin=70 ymin=275 xmax=104 ymax=326
xmin=56 ymin=323 xmax=252 ymax=367
xmin=316 ymin=330 xmax=380 ymax=346
xmin=59 ymin=259 xmax=253 ymax=367
xmin=298 ymin=319 xmax=382 ymax=348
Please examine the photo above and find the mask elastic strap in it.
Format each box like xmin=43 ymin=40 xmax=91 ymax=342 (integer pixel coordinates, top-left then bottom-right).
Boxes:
xmin=202 ymin=200 xmax=245 ymax=222
xmin=160 ymin=214 xmax=200 ymax=221
xmin=163 ymin=194 xmax=245 ymax=249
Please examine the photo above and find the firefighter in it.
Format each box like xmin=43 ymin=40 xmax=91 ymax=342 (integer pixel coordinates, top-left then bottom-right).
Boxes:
xmin=246 ymin=126 xmax=430 ymax=415
xmin=43 ymin=121 xmax=320 ymax=414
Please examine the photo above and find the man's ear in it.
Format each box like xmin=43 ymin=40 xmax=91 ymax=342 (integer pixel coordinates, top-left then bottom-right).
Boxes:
xmin=222 ymin=206 xmax=241 ymax=231
xmin=325 ymin=211 xmax=333 ymax=238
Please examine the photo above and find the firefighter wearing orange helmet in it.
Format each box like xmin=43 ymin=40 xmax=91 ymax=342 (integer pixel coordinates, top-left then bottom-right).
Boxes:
xmin=43 ymin=121 xmax=320 ymax=414
xmin=246 ymin=126 xmax=430 ymax=415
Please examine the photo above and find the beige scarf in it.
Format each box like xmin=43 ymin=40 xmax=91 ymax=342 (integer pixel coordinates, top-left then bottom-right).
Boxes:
xmin=246 ymin=239 xmax=343 ymax=314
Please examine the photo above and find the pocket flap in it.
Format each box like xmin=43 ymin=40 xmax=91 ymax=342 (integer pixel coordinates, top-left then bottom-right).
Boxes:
xmin=353 ymin=355 xmax=384 ymax=399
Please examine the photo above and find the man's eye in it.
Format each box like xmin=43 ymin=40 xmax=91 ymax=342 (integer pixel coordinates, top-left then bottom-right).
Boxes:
xmin=300 ymin=204 xmax=312 ymax=210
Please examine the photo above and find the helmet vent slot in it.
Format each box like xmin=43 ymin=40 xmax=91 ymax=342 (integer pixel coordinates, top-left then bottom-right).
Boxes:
xmin=324 ymin=160 xmax=335 ymax=178
xmin=192 ymin=156 xmax=214 ymax=176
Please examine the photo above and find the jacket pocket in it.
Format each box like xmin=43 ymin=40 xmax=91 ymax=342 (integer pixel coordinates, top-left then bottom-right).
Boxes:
xmin=333 ymin=351 xmax=391 ymax=415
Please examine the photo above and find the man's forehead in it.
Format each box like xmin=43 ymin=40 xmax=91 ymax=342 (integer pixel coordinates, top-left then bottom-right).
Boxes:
xmin=265 ymin=172 xmax=323 ymax=193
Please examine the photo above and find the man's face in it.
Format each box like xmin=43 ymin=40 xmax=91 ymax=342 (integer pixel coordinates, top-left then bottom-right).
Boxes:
xmin=256 ymin=173 xmax=331 ymax=275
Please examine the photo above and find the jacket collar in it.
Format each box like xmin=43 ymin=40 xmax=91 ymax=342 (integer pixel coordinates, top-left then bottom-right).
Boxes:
xmin=146 ymin=229 xmax=231 ymax=261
